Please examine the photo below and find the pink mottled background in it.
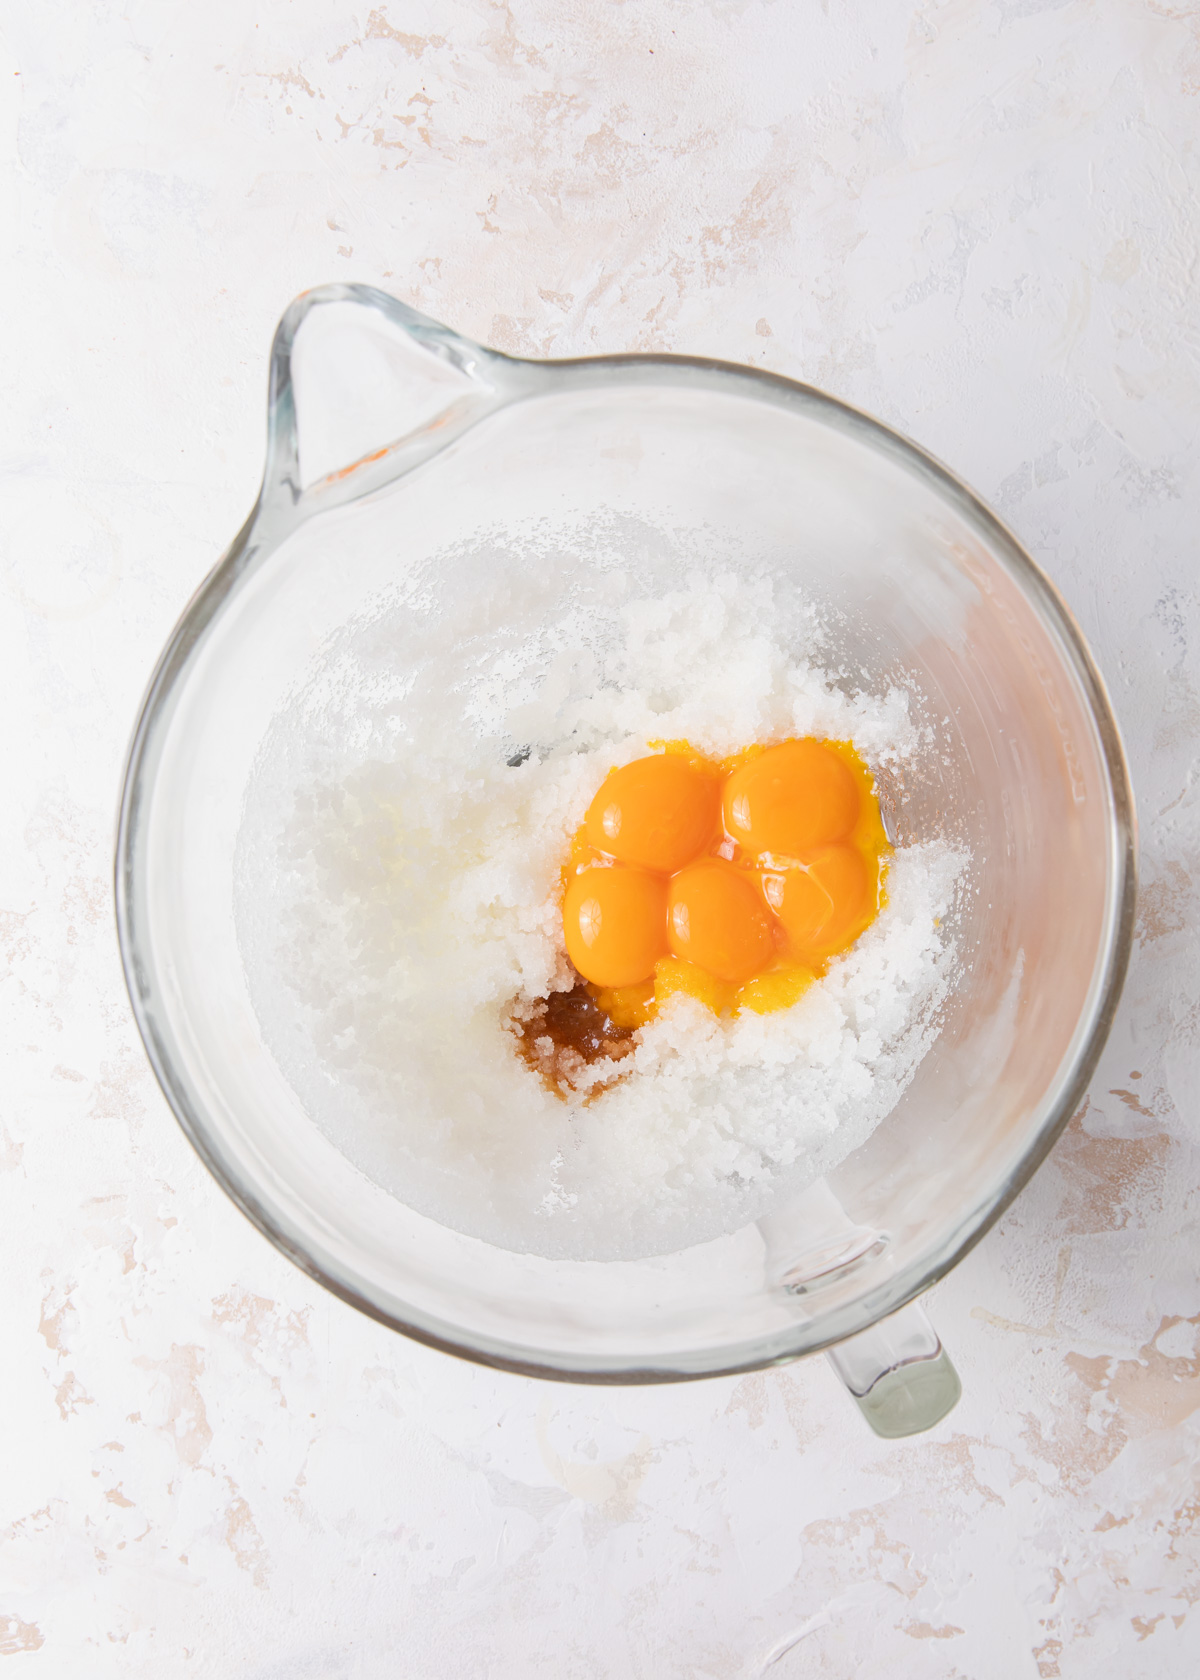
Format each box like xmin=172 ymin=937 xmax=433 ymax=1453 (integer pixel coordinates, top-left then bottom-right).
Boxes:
xmin=1 ymin=2 xmax=1198 ymax=1675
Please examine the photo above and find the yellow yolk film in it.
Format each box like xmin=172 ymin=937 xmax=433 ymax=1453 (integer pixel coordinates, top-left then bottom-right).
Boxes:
xmin=562 ymin=738 xmax=889 ymax=1020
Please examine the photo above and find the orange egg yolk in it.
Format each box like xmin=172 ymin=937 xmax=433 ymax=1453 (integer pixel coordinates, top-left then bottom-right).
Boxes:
xmin=562 ymin=739 xmax=889 ymax=1022
xmin=723 ymin=738 xmax=859 ymax=855
xmin=764 ymin=843 xmax=872 ymax=958
xmin=562 ymin=868 xmax=668 ymax=989
xmin=584 ymin=753 xmax=720 ymax=873
xmin=667 ymin=859 xmax=777 ymax=983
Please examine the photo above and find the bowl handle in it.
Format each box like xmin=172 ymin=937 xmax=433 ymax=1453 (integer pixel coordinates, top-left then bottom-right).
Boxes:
xmin=259 ymin=284 xmax=530 ymax=526
xmin=825 ymin=1301 xmax=962 ymax=1437
xmin=758 ymin=1179 xmax=961 ymax=1437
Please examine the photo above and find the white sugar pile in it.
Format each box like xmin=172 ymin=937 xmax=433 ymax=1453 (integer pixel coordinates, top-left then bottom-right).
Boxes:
xmin=235 ymin=558 xmax=965 ymax=1261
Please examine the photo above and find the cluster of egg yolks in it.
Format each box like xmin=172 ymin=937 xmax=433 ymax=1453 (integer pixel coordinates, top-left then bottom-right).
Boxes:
xmin=561 ymin=739 xmax=890 ymax=1023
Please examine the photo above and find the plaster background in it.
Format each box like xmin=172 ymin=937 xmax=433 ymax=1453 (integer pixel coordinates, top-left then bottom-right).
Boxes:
xmin=1 ymin=1 xmax=1198 ymax=1674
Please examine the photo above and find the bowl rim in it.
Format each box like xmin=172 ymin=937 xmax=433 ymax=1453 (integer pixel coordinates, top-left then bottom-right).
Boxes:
xmin=114 ymin=283 xmax=1137 ymax=1383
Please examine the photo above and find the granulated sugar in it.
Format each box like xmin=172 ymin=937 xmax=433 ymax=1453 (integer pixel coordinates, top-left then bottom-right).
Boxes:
xmin=235 ymin=560 xmax=965 ymax=1261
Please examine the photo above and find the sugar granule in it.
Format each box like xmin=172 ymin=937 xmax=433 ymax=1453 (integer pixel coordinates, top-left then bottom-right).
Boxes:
xmin=234 ymin=570 xmax=965 ymax=1261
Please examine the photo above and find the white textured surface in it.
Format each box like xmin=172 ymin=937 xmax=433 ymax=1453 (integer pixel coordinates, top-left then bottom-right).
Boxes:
xmin=2 ymin=2 xmax=1198 ymax=1674
xmin=235 ymin=577 xmax=956 ymax=1261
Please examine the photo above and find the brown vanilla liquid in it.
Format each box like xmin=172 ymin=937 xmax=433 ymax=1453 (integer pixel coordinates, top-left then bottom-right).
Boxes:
xmin=513 ymin=976 xmax=635 ymax=1096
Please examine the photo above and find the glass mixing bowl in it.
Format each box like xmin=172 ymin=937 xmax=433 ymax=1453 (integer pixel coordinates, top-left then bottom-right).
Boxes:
xmin=115 ymin=285 xmax=1135 ymax=1435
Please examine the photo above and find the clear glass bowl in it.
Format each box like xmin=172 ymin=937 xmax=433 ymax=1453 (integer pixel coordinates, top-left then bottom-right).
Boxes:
xmin=115 ymin=285 xmax=1135 ymax=1430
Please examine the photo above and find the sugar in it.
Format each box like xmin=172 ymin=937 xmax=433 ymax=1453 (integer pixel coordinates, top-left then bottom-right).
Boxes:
xmin=235 ymin=568 xmax=965 ymax=1262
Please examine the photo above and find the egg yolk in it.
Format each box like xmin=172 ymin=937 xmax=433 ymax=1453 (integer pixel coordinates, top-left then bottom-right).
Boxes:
xmin=584 ymin=753 xmax=720 ymax=873
xmin=723 ymin=739 xmax=859 ymax=856
xmin=560 ymin=739 xmax=888 ymax=1021
xmin=764 ymin=844 xmax=871 ymax=959
xmin=667 ymin=859 xmax=777 ymax=983
xmin=562 ymin=867 xmax=668 ymax=988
